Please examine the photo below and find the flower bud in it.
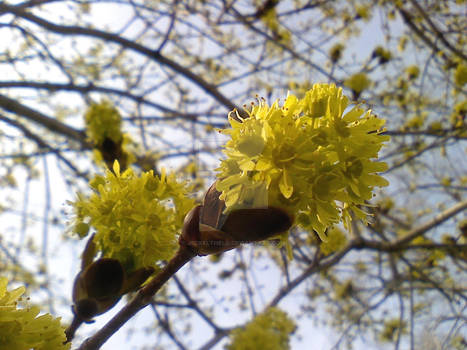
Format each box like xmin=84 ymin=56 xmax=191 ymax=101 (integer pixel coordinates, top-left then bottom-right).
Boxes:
xmin=72 ymin=258 xmax=123 ymax=321
xmin=180 ymin=205 xmax=239 ymax=256
xmin=180 ymin=182 xmax=293 ymax=255
xmin=220 ymin=207 xmax=292 ymax=242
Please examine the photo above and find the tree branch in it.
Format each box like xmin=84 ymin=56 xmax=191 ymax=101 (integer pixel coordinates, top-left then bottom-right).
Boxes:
xmin=0 ymin=80 xmax=205 ymax=120
xmin=362 ymin=200 xmax=467 ymax=251
xmin=267 ymin=199 xmax=466 ymax=309
xmin=0 ymin=93 xmax=86 ymax=143
xmin=173 ymin=275 xmax=223 ymax=332
xmin=0 ymin=113 xmax=86 ymax=177
xmin=0 ymin=2 xmax=241 ymax=114
xmin=406 ymin=0 xmax=467 ymax=62
xmin=227 ymin=4 xmax=335 ymax=81
xmin=268 ymin=242 xmax=353 ymax=307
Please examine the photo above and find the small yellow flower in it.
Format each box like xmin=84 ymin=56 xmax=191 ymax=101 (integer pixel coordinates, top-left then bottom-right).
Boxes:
xmin=84 ymin=101 xmax=135 ymax=169
xmin=320 ymin=227 xmax=348 ymax=255
xmin=372 ymin=46 xmax=392 ymax=64
xmin=0 ymin=277 xmax=70 ymax=350
xmin=329 ymin=43 xmax=345 ymax=63
xmin=226 ymin=307 xmax=295 ymax=350
xmin=84 ymin=100 xmax=123 ymax=145
xmin=356 ymin=5 xmax=370 ymax=20
xmin=405 ymin=65 xmax=420 ymax=80
xmin=454 ymin=63 xmax=467 ymax=87
xmin=344 ymin=73 xmax=372 ymax=97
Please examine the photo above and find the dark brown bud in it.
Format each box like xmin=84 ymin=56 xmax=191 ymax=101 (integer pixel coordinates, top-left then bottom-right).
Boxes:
xmin=72 ymin=258 xmax=124 ymax=321
xmin=83 ymin=258 xmax=124 ymax=299
xmin=180 ymin=205 xmax=239 ymax=256
xmin=74 ymin=299 xmax=98 ymax=322
xmin=181 ymin=205 xmax=203 ymax=244
xmin=221 ymin=207 xmax=293 ymax=242
xmin=180 ymin=182 xmax=294 ymax=255
xmin=99 ymin=137 xmax=128 ymax=171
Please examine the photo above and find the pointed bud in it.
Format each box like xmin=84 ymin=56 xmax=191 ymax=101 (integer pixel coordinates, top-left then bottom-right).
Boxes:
xmin=84 ymin=258 xmax=124 ymax=299
xmin=72 ymin=258 xmax=124 ymax=321
xmin=180 ymin=182 xmax=294 ymax=255
xmin=221 ymin=207 xmax=293 ymax=242
xmin=180 ymin=205 xmax=239 ymax=256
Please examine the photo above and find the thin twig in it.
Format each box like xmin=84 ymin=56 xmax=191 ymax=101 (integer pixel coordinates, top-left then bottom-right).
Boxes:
xmin=173 ymin=276 xmax=222 ymax=332
xmin=0 ymin=2 xmax=240 ymax=114
xmin=406 ymin=0 xmax=467 ymax=62
xmin=65 ymin=316 xmax=83 ymax=344
xmin=361 ymin=200 xmax=467 ymax=251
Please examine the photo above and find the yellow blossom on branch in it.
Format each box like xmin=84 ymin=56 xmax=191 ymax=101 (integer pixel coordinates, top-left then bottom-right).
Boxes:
xmin=84 ymin=100 xmax=135 ymax=169
xmin=0 ymin=277 xmax=70 ymax=350
xmin=216 ymin=83 xmax=389 ymax=240
xmin=226 ymin=307 xmax=295 ymax=350
xmin=71 ymin=161 xmax=195 ymax=271
xmin=344 ymin=73 xmax=371 ymax=98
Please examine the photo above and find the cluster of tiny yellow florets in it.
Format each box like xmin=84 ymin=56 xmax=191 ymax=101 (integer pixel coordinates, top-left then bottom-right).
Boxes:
xmin=84 ymin=100 xmax=135 ymax=167
xmin=216 ymin=83 xmax=389 ymax=239
xmin=0 ymin=277 xmax=70 ymax=350
xmin=71 ymin=161 xmax=195 ymax=271
xmin=344 ymin=73 xmax=371 ymax=96
xmin=226 ymin=307 xmax=295 ymax=350
xmin=84 ymin=100 xmax=123 ymax=145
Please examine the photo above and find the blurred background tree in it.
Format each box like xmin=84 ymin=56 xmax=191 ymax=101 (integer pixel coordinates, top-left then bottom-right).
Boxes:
xmin=0 ymin=0 xmax=465 ymax=349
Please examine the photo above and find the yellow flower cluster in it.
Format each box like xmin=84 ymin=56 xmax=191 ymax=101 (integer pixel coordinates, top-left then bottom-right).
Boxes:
xmin=216 ymin=83 xmax=389 ymax=239
xmin=344 ymin=73 xmax=371 ymax=96
xmin=227 ymin=307 xmax=295 ymax=350
xmin=0 ymin=277 xmax=70 ymax=350
xmin=320 ymin=227 xmax=348 ymax=255
xmin=71 ymin=161 xmax=195 ymax=271
xmin=454 ymin=62 xmax=467 ymax=87
xmin=84 ymin=100 xmax=135 ymax=168
xmin=84 ymin=100 xmax=123 ymax=145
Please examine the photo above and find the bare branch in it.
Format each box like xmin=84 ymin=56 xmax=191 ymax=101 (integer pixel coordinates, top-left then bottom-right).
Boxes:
xmin=362 ymin=200 xmax=467 ymax=251
xmin=0 ymin=2 xmax=241 ymax=113
xmin=406 ymin=0 xmax=467 ymax=62
xmin=0 ymin=93 xmax=86 ymax=143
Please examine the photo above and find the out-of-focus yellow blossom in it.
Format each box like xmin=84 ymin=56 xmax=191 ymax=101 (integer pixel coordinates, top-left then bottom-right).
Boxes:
xmin=84 ymin=100 xmax=123 ymax=145
xmin=216 ymin=83 xmax=389 ymax=240
xmin=84 ymin=101 xmax=135 ymax=169
xmin=71 ymin=161 xmax=195 ymax=271
xmin=344 ymin=73 xmax=371 ymax=97
xmin=320 ymin=227 xmax=347 ymax=255
xmin=356 ymin=5 xmax=370 ymax=20
xmin=380 ymin=318 xmax=406 ymax=342
xmin=372 ymin=46 xmax=392 ymax=64
xmin=226 ymin=307 xmax=295 ymax=350
xmin=329 ymin=43 xmax=345 ymax=63
xmin=405 ymin=65 xmax=420 ymax=80
xmin=0 ymin=277 xmax=70 ymax=350
xmin=454 ymin=63 xmax=467 ymax=87
xmin=259 ymin=7 xmax=291 ymax=46
xmin=451 ymin=100 xmax=466 ymax=131
xmin=398 ymin=36 xmax=408 ymax=52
